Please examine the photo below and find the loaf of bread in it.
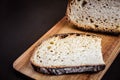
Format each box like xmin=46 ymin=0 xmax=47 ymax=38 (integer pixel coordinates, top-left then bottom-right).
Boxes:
xmin=66 ymin=0 xmax=120 ymax=34
xmin=30 ymin=33 xmax=105 ymax=75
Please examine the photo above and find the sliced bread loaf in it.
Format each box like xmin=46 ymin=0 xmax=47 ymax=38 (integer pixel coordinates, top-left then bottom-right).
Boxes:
xmin=30 ymin=33 xmax=105 ymax=75
xmin=67 ymin=0 xmax=120 ymax=34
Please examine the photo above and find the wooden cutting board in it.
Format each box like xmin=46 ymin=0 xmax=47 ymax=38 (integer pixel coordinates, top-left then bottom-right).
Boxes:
xmin=13 ymin=16 xmax=120 ymax=80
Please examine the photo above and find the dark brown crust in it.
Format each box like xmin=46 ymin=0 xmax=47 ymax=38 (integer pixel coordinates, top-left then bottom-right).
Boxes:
xmin=66 ymin=0 xmax=120 ymax=35
xmin=31 ymin=64 xmax=105 ymax=75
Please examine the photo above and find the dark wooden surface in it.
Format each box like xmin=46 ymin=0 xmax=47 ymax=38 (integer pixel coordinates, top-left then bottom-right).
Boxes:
xmin=0 ymin=0 xmax=120 ymax=80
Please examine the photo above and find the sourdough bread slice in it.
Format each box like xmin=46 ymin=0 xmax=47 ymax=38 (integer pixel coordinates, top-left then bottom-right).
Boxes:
xmin=67 ymin=0 xmax=120 ymax=34
xmin=30 ymin=33 xmax=105 ymax=75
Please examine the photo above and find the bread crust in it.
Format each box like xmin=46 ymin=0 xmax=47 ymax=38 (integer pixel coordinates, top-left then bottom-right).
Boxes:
xmin=31 ymin=64 xmax=105 ymax=75
xmin=66 ymin=0 xmax=120 ymax=34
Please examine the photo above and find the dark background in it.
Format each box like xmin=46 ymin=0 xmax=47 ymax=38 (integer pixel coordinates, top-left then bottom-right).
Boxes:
xmin=0 ymin=0 xmax=120 ymax=80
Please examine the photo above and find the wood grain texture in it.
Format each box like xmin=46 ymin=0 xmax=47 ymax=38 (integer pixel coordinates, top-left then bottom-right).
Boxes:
xmin=13 ymin=16 xmax=120 ymax=80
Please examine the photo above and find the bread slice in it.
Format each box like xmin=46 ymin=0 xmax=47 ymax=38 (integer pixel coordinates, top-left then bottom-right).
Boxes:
xmin=66 ymin=0 xmax=120 ymax=34
xmin=30 ymin=33 xmax=105 ymax=75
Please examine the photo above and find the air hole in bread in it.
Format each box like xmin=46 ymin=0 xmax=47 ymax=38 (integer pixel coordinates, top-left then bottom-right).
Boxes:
xmin=77 ymin=0 xmax=81 ymax=1
xmin=83 ymin=45 xmax=87 ymax=47
xmin=72 ymin=60 xmax=74 ymax=61
xmin=50 ymin=50 xmax=53 ymax=52
xmin=98 ymin=0 xmax=101 ymax=1
xmin=61 ymin=60 xmax=64 ymax=62
xmin=98 ymin=18 xmax=100 ymax=20
xmin=90 ymin=19 xmax=94 ymax=23
xmin=82 ymin=16 xmax=84 ymax=18
xmin=71 ymin=2 xmax=73 ymax=5
xmin=94 ymin=25 xmax=99 ymax=28
xmin=55 ymin=52 xmax=58 ymax=54
xmin=76 ymin=20 xmax=78 ymax=23
xmin=76 ymin=34 xmax=80 ymax=36
xmin=93 ymin=5 xmax=95 ymax=7
xmin=86 ymin=34 xmax=90 ymax=36
xmin=111 ymin=17 xmax=114 ymax=19
xmin=103 ymin=6 xmax=106 ymax=8
xmin=60 ymin=34 xmax=68 ymax=39
xmin=116 ymin=25 xmax=120 ymax=29
xmin=47 ymin=46 xmax=51 ymax=50
xmin=104 ymin=19 xmax=107 ymax=22
xmin=53 ymin=59 xmax=57 ymax=61
xmin=50 ymin=41 xmax=54 ymax=44
xmin=111 ymin=24 xmax=113 ymax=26
xmin=89 ymin=3 xmax=92 ymax=5
xmin=116 ymin=14 xmax=119 ymax=16
xmin=99 ymin=10 xmax=101 ymax=13
xmin=115 ymin=19 xmax=117 ymax=21
xmin=40 ymin=60 xmax=42 ymax=63
xmin=66 ymin=17 xmax=68 ymax=20
xmin=88 ymin=16 xmax=91 ymax=18
xmin=37 ymin=55 xmax=40 ymax=58
xmin=37 ymin=51 xmax=39 ymax=54
xmin=67 ymin=53 xmax=69 ymax=55
xmin=106 ymin=4 xmax=108 ymax=6
xmin=86 ymin=17 xmax=88 ymax=20
xmin=82 ymin=0 xmax=87 ymax=7
xmin=69 ymin=8 xmax=71 ymax=13
xmin=105 ymin=28 xmax=108 ymax=30
xmin=87 ymin=7 xmax=90 ymax=9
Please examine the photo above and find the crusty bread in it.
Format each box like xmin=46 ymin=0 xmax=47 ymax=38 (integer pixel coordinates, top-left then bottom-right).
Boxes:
xmin=30 ymin=33 xmax=105 ymax=75
xmin=66 ymin=0 xmax=120 ymax=34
